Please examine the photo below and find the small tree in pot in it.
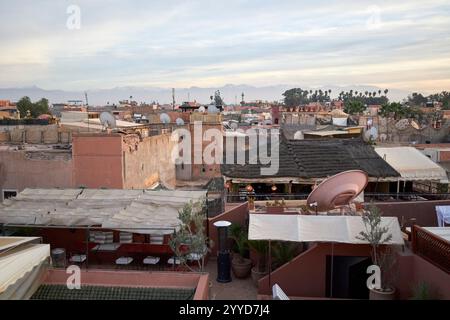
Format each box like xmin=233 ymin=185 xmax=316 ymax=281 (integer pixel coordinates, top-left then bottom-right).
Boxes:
xmin=356 ymin=205 xmax=397 ymax=300
xmin=229 ymin=223 xmax=252 ymax=278
xmin=248 ymin=240 xmax=269 ymax=286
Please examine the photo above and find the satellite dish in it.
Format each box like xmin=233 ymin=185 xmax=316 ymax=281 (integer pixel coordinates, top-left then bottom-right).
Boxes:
xmin=306 ymin=170 xmax=368 ymax=212
xmin=208 ymin=104 xmax=219 ymax=113
xmin=160 ymin=113 xmax=171 ymax=124
xmin=198 ymin=106 xmax=206 ymax=113
xmin=364 ymin=126 xmax=378 ymax=141
xmin=176 ymin=118 xmax=185 ymax=125
xmin=230 ymin=122 xmax=238 ymax=130
xmin=99 ymin=112 xmax=117 ymax=129
xmin=294 ymin=131 xmax=304 ymax=140
xmin=411 ymin=120 xmax=420 ymax=130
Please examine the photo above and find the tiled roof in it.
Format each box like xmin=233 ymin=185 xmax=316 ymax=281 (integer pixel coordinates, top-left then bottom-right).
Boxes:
xmin=221 ymin=137 xmax=400 ymax=179
xmin=31 ymin=284 xmax=195 ymax=300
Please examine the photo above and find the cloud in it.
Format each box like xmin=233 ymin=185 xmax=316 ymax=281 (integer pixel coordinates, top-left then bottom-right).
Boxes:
xmin=0 ymin=0 xmax=449 ymax=93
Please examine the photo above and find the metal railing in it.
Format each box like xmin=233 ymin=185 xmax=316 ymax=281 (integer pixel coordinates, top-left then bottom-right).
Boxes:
xmin=0 ymin=224 xmax=205 ymax=272
xmin=225 ymin=192 xmax=450 ymax=203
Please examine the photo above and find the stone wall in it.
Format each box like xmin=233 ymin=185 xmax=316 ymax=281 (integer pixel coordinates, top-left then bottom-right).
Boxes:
xmin=123 ymin=133 xmax=177 ymax=189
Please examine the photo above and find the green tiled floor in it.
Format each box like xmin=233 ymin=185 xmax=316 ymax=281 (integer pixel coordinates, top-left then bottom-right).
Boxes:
xmin=31 ymin=284 xmax=195 ymax=300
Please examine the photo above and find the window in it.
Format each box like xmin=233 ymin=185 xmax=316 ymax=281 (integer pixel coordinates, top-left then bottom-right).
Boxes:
xmin=3 ymin=190 xmax=17 ymax=201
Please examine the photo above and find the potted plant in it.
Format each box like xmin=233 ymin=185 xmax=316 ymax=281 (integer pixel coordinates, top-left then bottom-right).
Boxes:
xmin=411 ymin=281 xmax=439 ymax=300
xmin=271 ymin=241 xmax=302 ymax=270
xmin=265 ymin=199 xmax=285 ymax=214
xmin=356 ymin=205 xmax=397 ymax=300
xmin=248 ymin=240 xmax=269 ymax=286
xmin=169 ymin=200 xmax=209 ymax=272
xmin=229 ymin=224 xmax=252 ymax=278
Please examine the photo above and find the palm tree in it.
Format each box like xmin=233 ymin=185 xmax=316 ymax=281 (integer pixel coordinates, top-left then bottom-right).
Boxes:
xmin=384 ymin=89 xmax=389 ymax=96
xmin=378 ymin=90 xmax=382 ymax=96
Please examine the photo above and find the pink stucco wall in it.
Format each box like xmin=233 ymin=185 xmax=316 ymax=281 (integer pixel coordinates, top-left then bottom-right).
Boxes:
xmin=0 ymin=149 xmax=73 ymax=196
xmin=72 ymin=134 xmax=124 ymax=188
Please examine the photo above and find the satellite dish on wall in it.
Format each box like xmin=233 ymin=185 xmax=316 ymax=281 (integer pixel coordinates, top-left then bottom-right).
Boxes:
xmin=411 ymin=120 xmax=420 ymax=130
xmin=160 ymin=113 xmax=171 ymax=124
xmin=306 ymin=170 xmax=368 ymax=212
xmin=208 ymin=104 xmax=219 ymax=113
xmin=364 ymin=127 xmax=378 ymax=141
xmin=99 ymin=112 xmax=117 ymax=129
xmin=176 ymin=118 xmax=185 ymax=125
xmin=198 ymin=106 xmax=206 ymax=113
xmin=230 ymin=122 xmax=238 ymax=130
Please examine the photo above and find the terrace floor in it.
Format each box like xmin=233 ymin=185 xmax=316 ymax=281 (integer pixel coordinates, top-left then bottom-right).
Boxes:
xmin=206 ymin=258 xmax=257 ymax=300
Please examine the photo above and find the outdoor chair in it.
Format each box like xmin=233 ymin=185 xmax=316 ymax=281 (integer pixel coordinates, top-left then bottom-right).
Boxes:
xmin=436 ymin=206 xmax=450 ymax=227
xmin=272 ymin=284 xmax=290 ymax=300
xmin=119 ymin=232 xmax=133 ymax=244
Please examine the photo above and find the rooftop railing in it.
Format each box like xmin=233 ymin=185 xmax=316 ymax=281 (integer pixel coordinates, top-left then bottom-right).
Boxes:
xmin=411 ymin=225 xmax=450 ymax=274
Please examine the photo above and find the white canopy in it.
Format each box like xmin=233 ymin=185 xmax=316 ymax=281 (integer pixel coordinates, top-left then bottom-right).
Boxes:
xmin=0 ymin=238 xmax=50 ymax=299
xmin=375 ymin=147 xmax=448 ymax=182
xmin=248 ymin=214 xmax=404 ymax=245
xmin=0 ymin=188 xmax=207 ymax=235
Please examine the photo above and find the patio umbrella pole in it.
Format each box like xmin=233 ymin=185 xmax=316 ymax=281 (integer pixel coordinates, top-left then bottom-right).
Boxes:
xmin=268 ymin=240 xmax=271 ymax=293
xmin=85 ymin=227 xmax=89 ymax=270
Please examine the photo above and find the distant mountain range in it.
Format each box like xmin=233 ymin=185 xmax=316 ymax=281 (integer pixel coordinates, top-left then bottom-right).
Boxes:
xmin=0 ymin=84 xmax=412 ymax=106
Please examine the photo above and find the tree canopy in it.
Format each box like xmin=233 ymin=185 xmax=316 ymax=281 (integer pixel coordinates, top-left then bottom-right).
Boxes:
xmin=16 ymin=96 xmax=50 ymax=118
xmin=379 ymin=102 xmax=423 ymax=120
xmin=344 ymin=100 xmax=366 ymax=115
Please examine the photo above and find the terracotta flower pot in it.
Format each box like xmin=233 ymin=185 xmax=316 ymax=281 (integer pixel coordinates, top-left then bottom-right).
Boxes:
xmin=251 ymin=267 xmax=268 ymax=287
xmin=266 ymin=206 xmax=284 ymax=214
xmin=231 ymin=257 xmax=252 ymax=279
xmin=369 ymin=287 xmax=396 ymax=300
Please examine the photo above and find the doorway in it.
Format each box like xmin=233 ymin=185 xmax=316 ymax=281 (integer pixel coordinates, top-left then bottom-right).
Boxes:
xmin=325 ymin=255 xmax=372 ymax=299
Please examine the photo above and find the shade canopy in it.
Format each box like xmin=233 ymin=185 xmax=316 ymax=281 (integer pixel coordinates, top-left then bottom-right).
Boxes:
xmin=248 ymin=214 xmax=404 ymax=245
xmin=0 ymin=237 xmax=50 ymax=299
xmin=375 ymin=147 xmax=448 ymax=182
xmin=0 ymin=188 xmax=207 ymax=235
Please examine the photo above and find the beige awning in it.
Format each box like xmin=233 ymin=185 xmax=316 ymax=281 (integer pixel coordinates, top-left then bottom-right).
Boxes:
xmin=375 ymin=147 xmax=448 ymax=182
xmin=0 ymin=238 xmax=50 ymax=299
xmin=248 ymin=214 xmax=404 ymax=245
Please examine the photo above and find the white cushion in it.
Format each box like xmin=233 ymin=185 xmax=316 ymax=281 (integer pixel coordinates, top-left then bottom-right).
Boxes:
xmin=115 ymin=257 xmax=133 ymax=265
xmin=143 ymin=256 xmax=160 ymax=265
xmin=167 ymin=257 xmax=181 ymax=265
xmin=70 ymin=254 xmax=87 ymax=263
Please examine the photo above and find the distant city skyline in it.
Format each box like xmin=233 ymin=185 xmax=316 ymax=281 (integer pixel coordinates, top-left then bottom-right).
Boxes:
xmin=1 ymin=0 xmax=449 ymax=94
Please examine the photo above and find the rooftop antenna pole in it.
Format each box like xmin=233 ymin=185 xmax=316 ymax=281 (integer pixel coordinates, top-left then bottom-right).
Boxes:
xmin=172 ymin=88 xmax=175 ymax=111
xmin=85 ymin=92 xmax=89 ymax=132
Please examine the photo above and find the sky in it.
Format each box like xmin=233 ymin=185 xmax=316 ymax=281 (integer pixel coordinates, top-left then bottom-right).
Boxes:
xmin=0 ymin=0 xmax=449 ymax=94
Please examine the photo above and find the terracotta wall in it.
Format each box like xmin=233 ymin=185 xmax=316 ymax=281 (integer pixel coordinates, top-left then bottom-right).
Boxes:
xmin=208 ymin=202 xmax=249 ymax=256
xmin=0 ymin=149 xmax=73 ymax=198
xmin=44 ymin=269 xmax=209 ymax=300
xmin=258 ymin=243 xmax=372 ymax=297
xmin=395 ymin=252 xmax=450 ymax=299
xmin=373 ymin=200 xmax=450 ymax=227
xmin=72 ymin=134 xmax=124 ymax=188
